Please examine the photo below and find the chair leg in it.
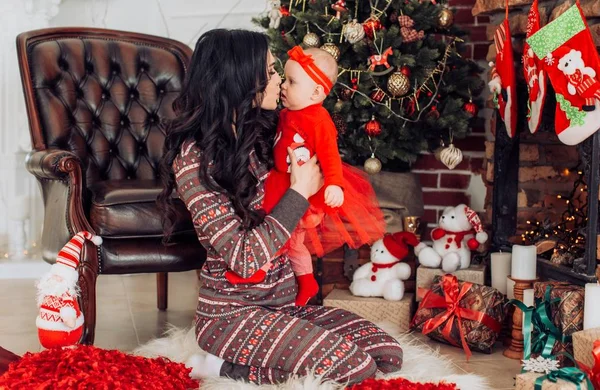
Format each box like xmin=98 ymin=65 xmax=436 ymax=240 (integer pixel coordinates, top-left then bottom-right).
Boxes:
xmin=157 ymin=272 xmax=168 ymax=311
xmin=79 ymin=265 xmax=98 ymax=345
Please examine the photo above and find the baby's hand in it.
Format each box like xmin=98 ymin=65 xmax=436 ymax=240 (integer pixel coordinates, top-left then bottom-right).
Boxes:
xmin=325 ymin=185 xmax=344 ymax=208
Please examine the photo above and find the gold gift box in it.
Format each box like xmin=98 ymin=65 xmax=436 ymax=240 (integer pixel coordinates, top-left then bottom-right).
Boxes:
xmin=515 ymin=372 xmax=589 ymax=390
xmin=573 ymin=327 xmax=600 ymax=369
xmin=415 ymin=264 xmax=486 ymax=301
xmin=323 ymin=289 xmax=414 ymax=332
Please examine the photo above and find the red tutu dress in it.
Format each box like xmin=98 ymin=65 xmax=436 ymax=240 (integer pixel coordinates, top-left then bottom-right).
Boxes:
xmin=263 ymin=103 xmax=386 ymax=257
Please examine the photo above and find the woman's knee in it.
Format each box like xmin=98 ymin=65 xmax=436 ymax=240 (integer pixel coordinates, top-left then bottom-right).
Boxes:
xmin=371 ymin=341 xmax=403 ymax=373
xmin=326 ymin=346 xmax=377 ymax=385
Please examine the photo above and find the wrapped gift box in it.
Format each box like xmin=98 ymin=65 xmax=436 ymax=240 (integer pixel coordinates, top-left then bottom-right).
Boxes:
xmin=573 ymin=328 xmax=600 ymax=369
xmin=323 ymin=289 xmax=414 ymax=331
xmin=411 ymin=274 xmax=504 ymax=355
xmin=415 ymin=264 xmax=486 ymax=302
xmin=533 ymin=281 xmax=584 ymax=364
xmin=515 ymin=372 xmax=589 ymax=390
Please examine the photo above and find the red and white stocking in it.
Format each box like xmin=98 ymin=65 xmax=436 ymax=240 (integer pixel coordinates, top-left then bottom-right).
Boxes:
xmin=489 ymin=3 xmax=517 ymax=138
xmin=523 ymin=0 xmax=546 ymax=134
xmin=527 ymin=1 xmax=600 ymax=145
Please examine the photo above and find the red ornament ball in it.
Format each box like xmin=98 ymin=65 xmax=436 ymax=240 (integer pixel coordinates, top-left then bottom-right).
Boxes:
xmin=363 ymin=16 xmax=383 ymax=40
xmin=464 ymin=101 xmax=479 ymax=116
xmin=370 ymin=88 xmax=386 ymax=103
xmin=280 ymin=6 xmax=290 ymax=17
xmin=428 ymin=105 xmax=440 ymax=119
xmin=365 ymin=116 xmax=382 ymax=137
xmin=400 ymin=66 xmax=411 ymax=77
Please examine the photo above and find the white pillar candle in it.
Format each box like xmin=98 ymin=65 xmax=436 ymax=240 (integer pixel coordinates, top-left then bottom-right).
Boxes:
xmin=507 ymin=277 xmax=515 ymax=300
xmin=584 ymin=283 xmax=600 ymax=330
xmin=522 ymin=289 xmax=535 ymax=329
xmin=491 ymin=252 xmax=512 ymax=295
xmin=523 ymin=289 xmax=535 ymax=307
xmin=511 ymin=245 xmax=537 ymax=280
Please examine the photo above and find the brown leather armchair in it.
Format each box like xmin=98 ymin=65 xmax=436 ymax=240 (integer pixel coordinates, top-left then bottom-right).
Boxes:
xmin=16 ymin=28 xmax=206 ymax=345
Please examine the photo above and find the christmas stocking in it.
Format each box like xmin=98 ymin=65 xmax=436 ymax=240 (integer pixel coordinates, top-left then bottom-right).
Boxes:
xmin=488 ymin=0 xmax=517 ymax=138
xmin=523 ymin=0 xmax=546 ymax=134
xmin=527 ymin=1 xmax=600 ymax=145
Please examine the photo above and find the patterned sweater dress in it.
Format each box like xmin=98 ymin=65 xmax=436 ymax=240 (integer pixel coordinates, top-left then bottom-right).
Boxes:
xmin=174 ymin=140 xmax=403 ymax=385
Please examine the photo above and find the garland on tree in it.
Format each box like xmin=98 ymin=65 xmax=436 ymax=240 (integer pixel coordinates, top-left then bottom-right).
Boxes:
xmin=255 ymin=0 xmax=484 ymax=169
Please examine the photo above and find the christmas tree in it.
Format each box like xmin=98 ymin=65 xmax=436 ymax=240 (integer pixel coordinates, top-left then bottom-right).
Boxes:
xmin=255 ymin=0 xmax=484 ymax=171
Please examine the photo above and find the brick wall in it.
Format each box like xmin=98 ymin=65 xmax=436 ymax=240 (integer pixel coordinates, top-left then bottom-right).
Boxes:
xmin=412 ymin=0 xmax=488 ymax=236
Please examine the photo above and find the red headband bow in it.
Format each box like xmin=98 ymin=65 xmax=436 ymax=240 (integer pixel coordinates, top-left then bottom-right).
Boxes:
xmin=287 ymin=46 xmax=333 ymax=94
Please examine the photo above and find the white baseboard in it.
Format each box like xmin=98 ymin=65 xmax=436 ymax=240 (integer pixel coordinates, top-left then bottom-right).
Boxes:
xmin=0 ymin=258 xmax=52 ymax=279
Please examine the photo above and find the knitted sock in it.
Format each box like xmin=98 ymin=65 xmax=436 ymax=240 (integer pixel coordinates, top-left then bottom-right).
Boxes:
xmin=295 ymin=273 xmax=319 ymax=306
xmin=225 ymin=269 xmax=266 ymax=285
xmin=186 ymin=353 xmax=225 ymax=379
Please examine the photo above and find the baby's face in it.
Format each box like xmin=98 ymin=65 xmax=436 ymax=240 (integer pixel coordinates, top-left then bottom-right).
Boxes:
xmin=280 ymin=60 xmax=320 ymax=110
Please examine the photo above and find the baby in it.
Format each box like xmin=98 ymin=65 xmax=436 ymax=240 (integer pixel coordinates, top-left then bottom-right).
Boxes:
xmin=226 ymin=46 xmax=385 ymax=306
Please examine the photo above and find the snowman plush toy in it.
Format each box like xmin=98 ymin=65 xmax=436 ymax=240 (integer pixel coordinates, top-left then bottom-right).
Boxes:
xmin=416 ymin=204 xmax=488 ymax=273
xmin=350 ymin=232 xmax=425 ymax=301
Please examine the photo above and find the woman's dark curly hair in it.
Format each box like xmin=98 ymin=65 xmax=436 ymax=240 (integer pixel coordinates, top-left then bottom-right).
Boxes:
xmin=158 ymin=29 xmax=277 ymax=241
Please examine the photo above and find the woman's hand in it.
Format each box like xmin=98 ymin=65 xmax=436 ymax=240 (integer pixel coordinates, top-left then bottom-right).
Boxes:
xmin=288 ymin=147 xmax=324 ymax=199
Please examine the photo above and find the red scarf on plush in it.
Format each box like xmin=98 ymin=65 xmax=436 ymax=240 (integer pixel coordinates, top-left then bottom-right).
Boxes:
xmin=432 ymin=229 xmax=475 ymax=248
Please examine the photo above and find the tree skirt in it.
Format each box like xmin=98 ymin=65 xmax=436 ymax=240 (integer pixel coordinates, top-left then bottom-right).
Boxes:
xmin=134 ymin=322 xmax=489 ymax=390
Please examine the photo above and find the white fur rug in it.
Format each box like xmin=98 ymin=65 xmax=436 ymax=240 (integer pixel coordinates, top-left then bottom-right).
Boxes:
xmin=133 ymin=322 xmax=490 ymax=389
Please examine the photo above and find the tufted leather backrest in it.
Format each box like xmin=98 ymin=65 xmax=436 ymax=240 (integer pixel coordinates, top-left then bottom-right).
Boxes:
xmin=17 ymin=28 xmax=192 ymax=185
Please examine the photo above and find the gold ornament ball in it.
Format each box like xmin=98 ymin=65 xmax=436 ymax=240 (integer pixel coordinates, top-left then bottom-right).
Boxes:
xmin=438 ymin=8 xmax=454 ymax=28
xmin=364 ymin=155 xmax=382 ymax=174
xmin=387 ymin=71 xmax=411 ymax=97
xmin=320 ymin=42 xmax=341 ymax=61
xmin=344 ymin=19 xmax=366 ymax=44
xmin=302 ymin=32 xmax=321 ymax=48
xmin=439 ymin=143 xmax=463 ymax=170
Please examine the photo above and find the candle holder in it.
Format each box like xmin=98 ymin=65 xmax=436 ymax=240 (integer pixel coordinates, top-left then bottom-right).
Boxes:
xmin=503 ymin=276 xmax=538 ymax=359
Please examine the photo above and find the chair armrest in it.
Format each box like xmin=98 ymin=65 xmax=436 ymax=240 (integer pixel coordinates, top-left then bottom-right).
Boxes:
xmin=26 ymin=149 xmax=80 ymax=180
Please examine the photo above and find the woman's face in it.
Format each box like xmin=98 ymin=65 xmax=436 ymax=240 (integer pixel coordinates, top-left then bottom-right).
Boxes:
xmin=260 ymin=50 xmax=282 ymax=110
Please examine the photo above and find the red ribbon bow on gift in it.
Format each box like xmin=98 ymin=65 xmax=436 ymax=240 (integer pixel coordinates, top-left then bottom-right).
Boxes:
xmin=577 ymin=340 xmax=600 ymax=388
xmin=287 ymin=46 xmax=333 ymax=94
xmin=417 ymin=275 xmax=502 ymax=361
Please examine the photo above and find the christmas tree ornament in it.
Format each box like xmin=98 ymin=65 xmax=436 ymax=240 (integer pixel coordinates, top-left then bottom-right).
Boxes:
xmin=268 ymin=0 xmax=283 ymax=29
xmin=280 ymin=5 xmax=290 ymax=17
xmin=344 ymin=19 xmax=366 ymax=44
xmin=427 ymin=105 xmax=440 ymax=119
xmin=302 ymin=29 xmax=321 ymax=48
xmin=332 ymin=0 xmax=347 ymax=19
xmin=370 ymin=88 xmax=386 ymax=102
xmin=438 ymin=7 xmax=454 ymax=28
xmin=365 ymin=115 xmax=382 ymax=136
xmin=464 ymin=99 xmax=478 ymax=117
xmin=340 ymin=87 xmax=354 ymax=101
xmin=387 ymin=71 xmax=411 ymax=97
xmin=364 ymin=154 xmax=382 ymax=174
xmin=363 ymin=15 xmax=383 ymax=40
xmin=398 ymin=15 xmax=424 ymax=43
xmin=334 ymin=98 xmax=345 ymax=111
xmin=489 ymin=1 xmax=517 ymax=138
xmin=368 ymin=47 xmax=393 ymax=71
xmin=321 ymin=40 xmax=341 ymax=61
xmin=400 ymin=66 xmax=411 ymax=77
xmin=332 ymin=113 xmax=347 ymax=134
xmin=398 ymin=15 xmax=414 ymax=28
xmin=527 ymin=3 xmax=600 ymax=145
xmin=523 ymin=0 xmax=545 ymax=134
xmin=439 ymin=143 xmax=463 ymax=170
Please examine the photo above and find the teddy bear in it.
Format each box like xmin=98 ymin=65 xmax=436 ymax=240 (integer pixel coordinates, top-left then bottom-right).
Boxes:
xmin=350 ymin=231 xmax=424 ymax=301
xmin=415 ymin=204 xmax=487 ymax=273
xmin=557 ymin=48 xmax=600 ymax=112
xmin=268 ymin=0 xmax=282 ymax=29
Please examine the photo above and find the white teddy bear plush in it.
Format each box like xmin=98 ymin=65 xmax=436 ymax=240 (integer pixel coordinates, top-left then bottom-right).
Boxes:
xmin=350 ymin=232 xmax=424 ymax=301
xmin=415 ymin=204 xmax=488 ymax=273
xmin=268 ymin=0 xmax=283 ymax=29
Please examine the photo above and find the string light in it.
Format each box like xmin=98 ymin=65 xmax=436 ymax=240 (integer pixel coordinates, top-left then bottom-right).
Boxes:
xmin=521 ymin=169 xmax=588 ymax=262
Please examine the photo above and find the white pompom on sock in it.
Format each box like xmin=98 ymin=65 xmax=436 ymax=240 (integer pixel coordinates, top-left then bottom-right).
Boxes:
xmin=185 ymin=353 xmax=224 ymax=379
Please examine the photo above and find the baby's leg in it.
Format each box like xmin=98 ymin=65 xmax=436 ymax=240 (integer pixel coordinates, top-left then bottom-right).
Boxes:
xmin=288 ymin=229 xmax=319 ymax=305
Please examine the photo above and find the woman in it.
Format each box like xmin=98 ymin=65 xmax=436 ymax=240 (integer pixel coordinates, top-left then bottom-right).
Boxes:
xmin=158 ymin=29 xmax=403 ymax=385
